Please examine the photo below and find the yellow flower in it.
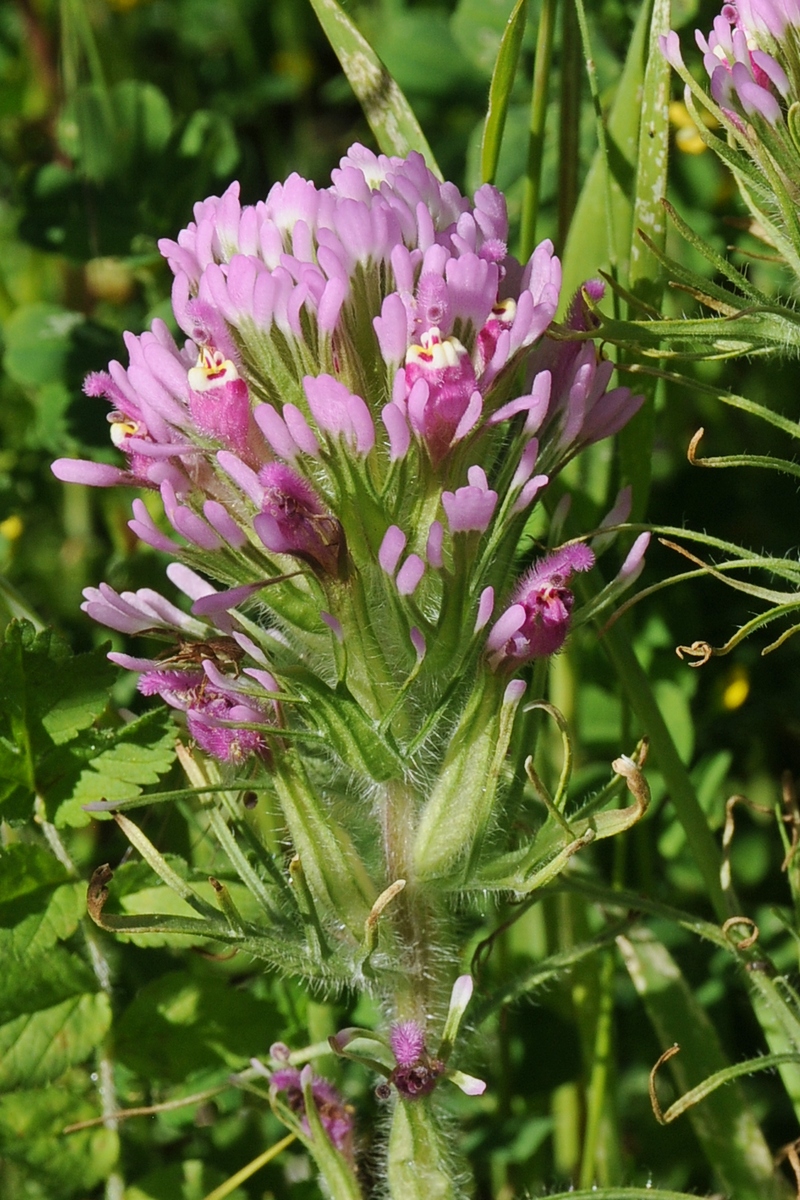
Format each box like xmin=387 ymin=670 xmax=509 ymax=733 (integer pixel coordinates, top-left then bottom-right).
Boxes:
xmin=669 ymin=101 xmax=718 ymax=155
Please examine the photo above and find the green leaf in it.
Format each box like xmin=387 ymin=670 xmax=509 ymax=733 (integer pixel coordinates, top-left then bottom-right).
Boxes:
xmin=0 ymin=1082 xmax=119 ymax=1195
xmin=112 ymin=79 xmax=173 ymax=160
xmin=370 ymin=10 xmax=479 ymax=99
xmin=0 ymin=942 xmax=96 ymax=1024
xmin=619 ymin=931 xmax=781 ymax=1199
xmin=414 ymin=673 xmax=524 ymax=882
xmin=300 ymin=675 xmax=402 ymax=782
xmin=0 ymin=844 xmax=69 ymax=904
xmin=114 ymin=970 xmax=280 ymax=1084
xmin=38 ymin=646 xmax=115 ymax=746
xmin=452 ymin=0 xmax=526 ymax=77
xmin=480 ymin=0 xmax=528 ymax=185
xmin=179 ymin=110 xmax=240 ymax=177
xmin=387 ymin=1098 xmax=456 ymax=1200
xmin=56 ymin=707 xmax=176 ymax=828
xmin=618 ymin=0 xmax=672 ymax=518
xmin=628 ymin=0 xmax=671 ymax=306
xmin=560 ymin=0 xmax=652 ymax=310
xmin=0 ymin=992 xmax=112 ymax=1090
xmin=0 ymin=871 xmax=93 ymax=1032
xmin=3 ymin=303 xmax=83 ymax=390
xmin=0 ymin=624 xmax=114 ymax=786
xmin=307 ymin=0 xmax=441 ymax=173
xmin=58 ymin=80 xmax=173 ymax=183
xmin=125 ymin=1161 xmax=248 ymax=1200
xmin=653 ymin=679 xmax=694 ymax=764
xmin=539 ymin=1191 xmax=724 ymax=1199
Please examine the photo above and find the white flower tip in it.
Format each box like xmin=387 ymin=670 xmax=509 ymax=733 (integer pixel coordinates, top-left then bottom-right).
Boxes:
xmin=503 ymin=679 xmax=527 ymax=705
xmin=613 ymin=754 xmax=637 ymax=777
xmin=449 ymin=973 xmax=474 ymax=1012
xmin=449 ymin=1069 xmax=487 ymax=1096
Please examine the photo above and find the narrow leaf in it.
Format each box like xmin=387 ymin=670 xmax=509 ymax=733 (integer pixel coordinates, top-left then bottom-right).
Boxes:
xmin=619 ymin=931 xmax=780 ymax=1198
xmin=619 ymin=0 xmax=671 ymax=518
xmin=560 ymin=0 xmax=652 ymax=310
xmin=480 ymin=0 xmax=528 ymax=185
xmin=307 ymin=0 xmax=441 ymax=174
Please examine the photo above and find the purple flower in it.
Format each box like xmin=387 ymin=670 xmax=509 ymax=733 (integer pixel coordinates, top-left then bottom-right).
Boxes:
xmin=390 ymin=1021 xmax=427 ymax=1067
xmin=270 ymin=1066 xmax=354 ymax=1156
xmin=526 ymin=282 xmax=643 ymax=470
xmin=124 ymin=660 xmax=272 ymax=765
xmin=402 ymin=328 xmax=481 ymax=463
xmin=386 ymin=1021 xmax=444 ymax=1100
xmin=186 ymin=345 xmax=254 ymax=457
xmin=442 ymin=467 xmax=498 ymax=534
xmin=302 ymin=374 xmax=375 ymax=455
xmin=663 ymin=0 xmax=799 ymax=127
xmin=254 ymin=463 xmax=345 ymax=578
xmin=487 ymin=543 xmax=596 ymax=668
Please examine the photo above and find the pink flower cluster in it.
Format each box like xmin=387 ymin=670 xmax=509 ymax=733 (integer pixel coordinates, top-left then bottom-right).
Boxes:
xmin=53 ymin=144 xmax=645 ymax=762
xmin=662 ymin=0 xmax=800 ymax=126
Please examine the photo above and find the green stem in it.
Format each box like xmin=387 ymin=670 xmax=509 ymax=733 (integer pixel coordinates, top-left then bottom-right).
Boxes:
xmin=519 ymin=0 xmax=558 ymax=259
xmin=382 ymin=780 xmax=440 ymax=1023
xmin=387 ymin=1098 xmax=461 ymax=1200
xmin=558 ymin=0 xmax=581 ymax=250
xmin=579 ymin=950 xmax=616 ymax=1187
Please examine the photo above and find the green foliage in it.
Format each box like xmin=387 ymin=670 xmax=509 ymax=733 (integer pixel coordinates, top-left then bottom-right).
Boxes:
xmin=0 ymin=621 xmax=174 ymax=824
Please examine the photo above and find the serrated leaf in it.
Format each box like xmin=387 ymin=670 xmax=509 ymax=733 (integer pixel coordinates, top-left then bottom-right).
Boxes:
xmin=307 ymin=0 xmax=441 ymax=173
xmin=0 ymin=881 xmax=86 ymax=955
xmin=0 ymin=844 xmax=69 ymax=904
xmin=0 ymin=625 xmax=114 ymax=809
xmin=36 ymin=646 xmax=115 ymax=746
xmin=56 ymin=707 xmax=176 ymax=828
xmin=0 ymin=1082 xmax=118 ymax=1194
xmin=0 ymin=992 xmax=111 ymax=1089
xmin=0 ymin=942 xmax=97 ymax=1023
xmin=0 ymin=626 xmax=36 ymax=793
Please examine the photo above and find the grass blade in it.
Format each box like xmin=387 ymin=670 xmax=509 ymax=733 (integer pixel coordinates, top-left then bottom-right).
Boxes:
xmin=307 ymin=0 xmax=441 ymax=175
xmin=480 ymin=0 xmax=528 ymax=186
xmin=560 ymin=0 xmax=652 ymax=311
xmin=619 ymin=0 xmax=671 ymax=518
xmin=519 ymin=0 xmax=556 ymax=259
xmin=619 ymin=930 xmax=784 ymax=1199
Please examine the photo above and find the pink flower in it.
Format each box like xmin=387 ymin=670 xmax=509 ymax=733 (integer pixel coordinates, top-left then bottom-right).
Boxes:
xmin=270 ymin=1066 xmax=354 ymax=1155
xmin=487 ymin=543 xmax=595 ymax=667
xmin=254 ymin=463 xmax=344 ymax=578
xmin=442 ymin=466 xmax=498 ymax=534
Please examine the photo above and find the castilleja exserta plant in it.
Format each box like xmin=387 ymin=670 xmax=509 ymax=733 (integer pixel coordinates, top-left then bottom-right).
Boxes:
xmin=56 ymin=146 xmax=649 ymax=1198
